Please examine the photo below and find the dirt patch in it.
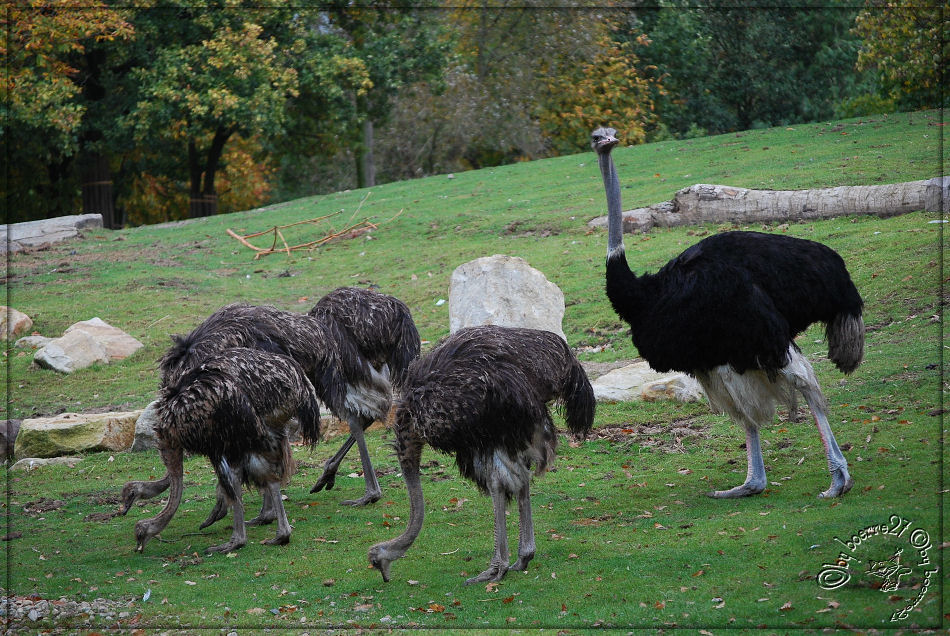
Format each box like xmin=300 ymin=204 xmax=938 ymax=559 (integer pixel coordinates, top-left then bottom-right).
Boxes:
xmin=587 ymin=418 xmax=709 ymax=453
xmin=23 ymin=498 xmax=66 ymax=515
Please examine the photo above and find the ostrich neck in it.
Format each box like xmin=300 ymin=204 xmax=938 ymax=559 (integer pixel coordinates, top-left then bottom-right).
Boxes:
xmin=598 ymin=151 xmax=625 ymax=259
xmin=148 ymin=447 xmax=185 ymax=533
xmin=381 ymin=460 xmax=425 ymax=555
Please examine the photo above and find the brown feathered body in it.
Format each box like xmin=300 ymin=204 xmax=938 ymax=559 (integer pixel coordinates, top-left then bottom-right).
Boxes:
xmin=369 ymin=325 xmax=594 ymax=584
xmin=397 ymin=325 xmax=594 ymax=495
xmin=133 ymin=348 xmax=320 ymax=553
xmin=157 ymin=347 xmax=321 ymax=492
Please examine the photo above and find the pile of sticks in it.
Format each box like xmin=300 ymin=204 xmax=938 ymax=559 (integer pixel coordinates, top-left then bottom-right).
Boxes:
xmin=226 ymin=211 xmax=379 ymax=259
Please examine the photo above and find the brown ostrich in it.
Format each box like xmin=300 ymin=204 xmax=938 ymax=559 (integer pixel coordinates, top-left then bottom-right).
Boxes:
xmin=132 ymin=348 xmax=321 ymax=553
xmin=307 ymin=286 xmax=420 ymax=505
xmin=121 ymin=288 xmax=419 ymax=530
xmin=368 ymin=325 xmax=594 ymax=584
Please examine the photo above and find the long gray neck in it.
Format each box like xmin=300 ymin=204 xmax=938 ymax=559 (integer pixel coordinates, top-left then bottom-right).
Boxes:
xmin=598 ymin=150 xmax=625 ymax=260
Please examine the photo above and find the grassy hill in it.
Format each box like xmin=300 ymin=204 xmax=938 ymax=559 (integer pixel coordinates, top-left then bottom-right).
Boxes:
xmin=3 ymin=111 xmax=944 ymax=630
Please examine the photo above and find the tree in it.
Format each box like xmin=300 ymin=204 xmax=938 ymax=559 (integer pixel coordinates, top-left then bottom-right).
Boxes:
xmin=1 ymin=1 xmax=132 ymax=221
xmin=124 ymin=16 xmax=297 ymax=217
xmin=853 ymin=1 xmax=949 ymax=109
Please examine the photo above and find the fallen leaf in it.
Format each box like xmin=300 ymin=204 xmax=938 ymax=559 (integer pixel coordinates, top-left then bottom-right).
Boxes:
xmin=247 ymin=608 xmax=265 ymax=615
xmin=780 ymin=601 xmax=793 ymax=611
xmin=184 ymin=581 xmax=196 ymax=586
xmin=485 ymin=582 xmax=499 ymax=593
xmin=428 ymin=603 xmax=445 ymax=613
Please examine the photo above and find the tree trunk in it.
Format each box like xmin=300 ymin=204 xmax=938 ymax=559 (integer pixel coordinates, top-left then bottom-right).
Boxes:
xmin=81 ymin=152 xmax=117 ymax=228
xmin=188 ymin=127 xmax=232 ymax=218
xmin=358 ymin=118 xmax=376 ymax=188
xmin=589 ymin=178 xmax=945 ymax=234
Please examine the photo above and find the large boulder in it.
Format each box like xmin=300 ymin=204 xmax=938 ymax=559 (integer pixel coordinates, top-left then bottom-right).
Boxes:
xmin=33 ymin=317 xmax=143 ymax=373
xmin=449 ymin=255 xmax=566 ymax=341
xmin=590 ymin=361 xmax=703 ymax=403
xmin=1 ymin=308 xmax=33 ymax=341
xmin=14 ymin=410 xmax=141 ymax=459
xmin=130 ymin=401 xmax=160 ymax=451
xmin=33 ymin=330 xmax=109 ymax=373
xmin=0 ymin=213 xmax=103 ymax=253
xmin=63 ymin=318 xmax=143 ymax=360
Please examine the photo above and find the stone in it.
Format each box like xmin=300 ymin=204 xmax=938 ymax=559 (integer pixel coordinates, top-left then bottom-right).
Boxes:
xmin=1 ymin=420 xmax=21 ymax=460
xmin=14 ymin=410 xmax=141 ymax=459
xmin=590 ymin=361 xmax=701 ymax=403
xmin=641 ymin=374 xmax=705 ymax=403
xmin=0 ymin=213 xmax=103 ymax=253
xmin=590 ymin=361 xmax=671 ymax=402
xmin=64 ymin=317 xmax=143 ymax=360
xmin=33 ymin=330 xmax=109 ymax=373
xmin=130 ymin=400 xmax=160 ymax=451
xmin=10 ymin=456 xmax=84 ymax=471
xmin=1 ymin=307 xmax=33 ymax=341
xmin=15 ymin=335 xmax=52 ymax=349
xmin=449 ymin=254 xmax=566 ymax=341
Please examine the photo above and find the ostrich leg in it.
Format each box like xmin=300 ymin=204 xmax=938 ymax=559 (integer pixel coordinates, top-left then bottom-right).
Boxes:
xmin=784 ymin=351 xmax=853 ymax=498
xmin=200 ymin=474 xmax=276 ymax=529
xmin=260 ymin=481 xmax=292 ymax=545
xmin=206 ymin=465 xmax=248 ymax=554
xmin=310 ymin=433 xmax=361 ymax=493
xmin=510 ymin=482 xmax=535 ymax=573
xmin=465 ymin=480 xmax=511 ymax=585
xmin=340 ymin=416 xmax=382 ymax=507
xmin=709 ymin=422 xmax=768 ymax=498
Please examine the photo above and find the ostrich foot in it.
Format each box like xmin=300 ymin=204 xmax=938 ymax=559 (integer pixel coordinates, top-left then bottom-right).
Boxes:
xmin=206 ymin=538 xmax=246 ymax=554
xmin=198 ymin=499 xmax=230 ymax=530
xmin=465 ymin=562 xmax=509 ymax=585
xmin=510 ymin=553 xmax=534 ymax=573
xmin=261 ymin=533 xmax=290 ymax=546
xmin=341 ymin=490 xmax=382 ymax=507
xmin=818 ymin=471 xmax=853 ymax=499
xmin=310 ymin=470 xmax=336 ymax=493
xmin=708 ymin=481 xmax=766 ymax=499
xmin=246 ymin=512 xmax=277 ymax=526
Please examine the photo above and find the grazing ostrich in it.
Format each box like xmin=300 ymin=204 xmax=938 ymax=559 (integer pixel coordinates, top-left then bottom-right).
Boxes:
xmin=307 ymin=286 xmax=421 ymax=505
xmin=592 ymin=126 xmax=864 ymax=499
xmin=133 ymin=348 xmax=321 ymax=553
xmin=368 ymin=326 xmax=595 ymax=584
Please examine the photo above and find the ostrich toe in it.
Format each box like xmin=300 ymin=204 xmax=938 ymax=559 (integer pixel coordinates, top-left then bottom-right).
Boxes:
xmin=465 ymin=561 xmax=509 ymax=585
xmin=707 ymin=482 xmax=766 ymax=498
xmin=818 ymin=471 xmax=853 ymax=499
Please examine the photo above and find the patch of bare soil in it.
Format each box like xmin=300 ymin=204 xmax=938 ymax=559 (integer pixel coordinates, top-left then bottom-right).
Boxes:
xmin=586 ymin=418 xmax=709 ymax=453
xmin=23 ymin=498 xmax=66 ymax=515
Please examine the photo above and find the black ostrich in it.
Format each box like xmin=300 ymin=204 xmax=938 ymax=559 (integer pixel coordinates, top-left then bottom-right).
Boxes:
xmin=368 ymin=326 xmax=595 ymax=584
xmin=592 ymin=126 xmax=864 ymax=499
xmin=133 ymin=348 xmax=321 ymax=553
xmin=307 ymin=286 xmax=421 ymax=505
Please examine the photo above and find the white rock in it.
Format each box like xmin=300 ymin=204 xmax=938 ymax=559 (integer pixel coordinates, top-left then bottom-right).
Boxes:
xmin=15 ymin=335 xmax=52 ymax=349
xmin=449 ymin=255 xmax=566 ymax=341
xmin=591 ymin=361 xmax=671 ymax=402
xmin=33 ymin=330 xmax=108 ymax=373
xmin=641 ymin=374 xmax=705 ymax=403
xmin=64 ymin=317 xmax=143 ymax=360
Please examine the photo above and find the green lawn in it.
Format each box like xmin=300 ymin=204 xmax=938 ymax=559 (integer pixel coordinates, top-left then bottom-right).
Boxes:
xmin=3 ymin=110 xmax=945 ymax=630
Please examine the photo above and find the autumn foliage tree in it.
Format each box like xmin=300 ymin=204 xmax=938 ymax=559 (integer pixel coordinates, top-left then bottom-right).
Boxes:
xmin=125 ymin=18 xmax=297 ymax=218
xmin=853 ymin=1 xmax=949 ymax=109
xmin=1 ymin=1 xmax=132 ymax=221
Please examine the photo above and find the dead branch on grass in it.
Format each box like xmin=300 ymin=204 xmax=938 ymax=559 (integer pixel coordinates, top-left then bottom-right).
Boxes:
xmin=226 ymin=192 xmax=404 ymax=259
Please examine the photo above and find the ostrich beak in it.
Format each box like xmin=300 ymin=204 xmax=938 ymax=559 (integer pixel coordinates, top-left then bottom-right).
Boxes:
xmin=595 ymin=134 xmax=619 ymax=151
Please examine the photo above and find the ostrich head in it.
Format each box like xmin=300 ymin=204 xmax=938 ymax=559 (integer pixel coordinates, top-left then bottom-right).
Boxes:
xmin=368 ymin=543 xmax=400 ymax=582
xmin=591 ymin=127 xmax=619 ymax=154
xmin=134 ymin=518 xmax=156 ymax=552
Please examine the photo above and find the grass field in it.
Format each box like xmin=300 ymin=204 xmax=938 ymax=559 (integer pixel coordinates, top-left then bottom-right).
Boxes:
xmin=3 ymin=110 xmax=945 ymax=630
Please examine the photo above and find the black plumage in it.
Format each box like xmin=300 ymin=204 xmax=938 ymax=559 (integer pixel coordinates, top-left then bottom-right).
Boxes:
xmin=133 ymin=348 xmax=320 ymax=553
xmin=593 ymin=126 xmax=863 ymax=498
xmin=368 ymin=325 xmax=594 ymax=584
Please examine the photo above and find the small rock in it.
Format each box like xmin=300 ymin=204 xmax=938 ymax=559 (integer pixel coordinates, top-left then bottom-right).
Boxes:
xmin=0 ymin=307 xmax=33 ymax=341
